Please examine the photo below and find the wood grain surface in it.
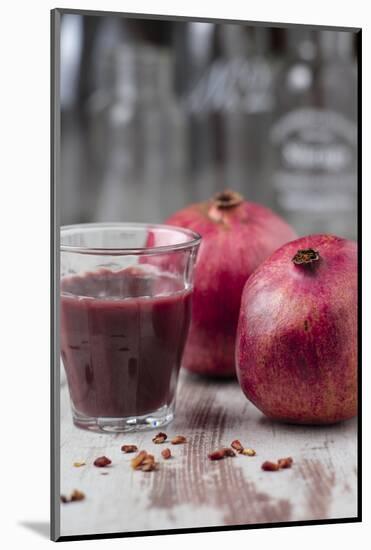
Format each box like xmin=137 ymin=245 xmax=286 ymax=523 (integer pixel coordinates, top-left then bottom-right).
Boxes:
xmin=59 ymin=369 xmax=357 ymax=537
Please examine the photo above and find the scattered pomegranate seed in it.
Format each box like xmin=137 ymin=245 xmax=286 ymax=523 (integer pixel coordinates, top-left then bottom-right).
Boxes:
xmin=171 ymin=435 xmax=187 ymax=445
xmin=131 ymin=451 xmax=148 ymax=470
xmin=242 ymin=448 xmax=256 ymax=456
xmin=60 ymin=489 xmax=85 ymax=503
xmin=93 ymin=456 xmax=112 ymax=468
xmin=152 ymin=432 xmax=167 ymax=444
xmin=70 ymin=489 xmax=85 ymax=502
xmin=161 ymin=448 xmax=172 ymax=459
xmin=121 ymin=445 xmax=138 ymax=453
xmin=208 ymin=450 xmax=225 ymax=461
xmin=131 ymin=450 xmax=158 ymax=471
xmin=261 ymin=461 xmax=280 ymax=471
xmin=278 ymin=457 xmax=293 ymax=469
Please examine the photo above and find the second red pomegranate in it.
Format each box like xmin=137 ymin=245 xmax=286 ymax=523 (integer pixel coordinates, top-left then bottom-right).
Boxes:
xmin=165 ymin=190 xmax=297 ymax=377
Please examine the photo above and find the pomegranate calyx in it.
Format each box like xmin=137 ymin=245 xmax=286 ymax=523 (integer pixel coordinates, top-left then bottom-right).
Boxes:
xmin=292 ymin=249 xmax=320 ymax=265
xmin=213 ymin=190 xmax=244 ymax=209
xmin=208 ymin=190 xmax=244 ymax=223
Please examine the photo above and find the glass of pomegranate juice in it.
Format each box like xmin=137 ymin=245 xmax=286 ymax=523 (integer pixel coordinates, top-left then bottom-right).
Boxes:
xmin=60 ymin=223 xmax=201 ymax=432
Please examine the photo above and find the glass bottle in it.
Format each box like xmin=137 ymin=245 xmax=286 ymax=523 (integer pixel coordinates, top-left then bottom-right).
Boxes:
xmin=184 ymin=24 xmax=276 ymax=206
xmin=90 ymin=43 xmax=187 ymax=223
xmin=221 ymin=25 xmax=276 ymax=206
xmin=269 ymin=29 xmax=357 ymax=239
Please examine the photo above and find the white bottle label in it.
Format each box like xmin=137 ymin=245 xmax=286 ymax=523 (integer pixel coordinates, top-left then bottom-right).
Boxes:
xmin=270 ymin=107 xmax=357 ymax=213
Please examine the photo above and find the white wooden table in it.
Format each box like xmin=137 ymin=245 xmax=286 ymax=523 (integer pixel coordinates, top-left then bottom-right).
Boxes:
xmin=60 ymin=369 xmax=357 ymax=538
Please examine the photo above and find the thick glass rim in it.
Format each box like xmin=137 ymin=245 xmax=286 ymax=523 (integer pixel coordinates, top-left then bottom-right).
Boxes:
xmin=60 ymin=222 xmax=201 ymax=256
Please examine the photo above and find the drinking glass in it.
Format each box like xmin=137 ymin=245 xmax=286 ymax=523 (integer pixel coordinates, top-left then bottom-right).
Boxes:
xmin=60 ymin=223 xmax=201 ymax=432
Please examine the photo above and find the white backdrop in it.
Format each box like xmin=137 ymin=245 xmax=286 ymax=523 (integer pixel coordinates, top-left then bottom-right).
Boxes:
xmin=0 ymin=0 xmax=368 ymax=548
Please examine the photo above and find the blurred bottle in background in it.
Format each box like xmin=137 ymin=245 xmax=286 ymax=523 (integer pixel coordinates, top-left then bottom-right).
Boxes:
xmin=268 ymin=29 xmax=357 ymax=239
xmin=89 ymin=42 xmax=187 ymax=222
xmin=220 ymin=25 xmax=277 ymax=206
xmin=184 ymin=24 xmax=277 ymax=205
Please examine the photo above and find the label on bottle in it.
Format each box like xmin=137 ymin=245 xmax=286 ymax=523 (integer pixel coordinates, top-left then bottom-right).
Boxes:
xmin=270 ymin=107 xmax=357 ymax=214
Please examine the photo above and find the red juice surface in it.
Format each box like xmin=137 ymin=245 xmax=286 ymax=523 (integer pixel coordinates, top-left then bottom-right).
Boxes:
xmin=60 ymin=267 xmax=192 ymax=418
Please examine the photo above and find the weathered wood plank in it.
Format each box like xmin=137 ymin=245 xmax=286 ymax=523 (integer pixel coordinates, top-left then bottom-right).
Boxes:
xmin=59 ymin=369 xmax=357 ymax=537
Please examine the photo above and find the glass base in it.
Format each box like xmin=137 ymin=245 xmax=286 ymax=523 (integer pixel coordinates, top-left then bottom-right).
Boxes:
xmin=72 ymin=404 xmax=175 ymax=433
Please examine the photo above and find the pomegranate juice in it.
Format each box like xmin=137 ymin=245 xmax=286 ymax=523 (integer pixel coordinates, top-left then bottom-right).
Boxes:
xmin=61 ymin=268 xmax=191 ymax=419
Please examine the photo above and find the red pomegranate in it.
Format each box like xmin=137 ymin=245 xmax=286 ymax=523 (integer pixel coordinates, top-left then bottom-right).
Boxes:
xmin=165 ymin=190 xmax=297 ymax=377
xmin=236 ymin=234 xmax=358 ymax=424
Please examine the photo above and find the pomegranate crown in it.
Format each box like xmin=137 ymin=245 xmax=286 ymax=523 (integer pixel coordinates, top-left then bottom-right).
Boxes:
xmin=213 ymin=190 xmax=244 ymax=209
xmin=292 ymin=249 xmax=320 ymax=265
